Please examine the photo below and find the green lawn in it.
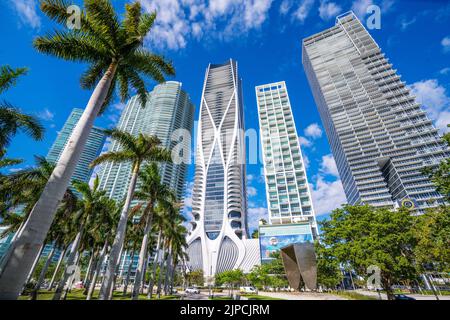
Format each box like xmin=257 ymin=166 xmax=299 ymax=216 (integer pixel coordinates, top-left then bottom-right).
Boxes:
xmin=19 ymin=289 xmax=179 ymax=301
xmin=329 ymin=291 xmax=378 ymax=300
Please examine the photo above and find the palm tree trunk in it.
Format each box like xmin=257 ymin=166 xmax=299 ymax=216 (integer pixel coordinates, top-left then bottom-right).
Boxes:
xmin=48 ymin=246 xmax=66 ymax=291
xmin=140 ymin=255 xmax=147 ymax=295
xmin=123 ymin=249 xmax=135 ymax=296
xmin=147 ymin=231 xmax=162 ymax=299
xmin=83 ymin=249 xmax=98 ymax=295
xmin=157 ymin=245 xmax=167 ymax=299
xmin=53 ymin=228 xmax=83 ymax=300
xmin=24 ymin=243 xmax=44 ymax=288
xmin=132 ymin=209 xmax=154 ymax=300
xmin=106 ymin=242 xmax=124 ymax=300
xmin=87 ymin=241 xmax=107 ymax=300
xmin=31 ymin=245 xmax=56 ymax=300
xmin=170 ymin=260 xmax=176 ymax=294
xmin=0 ymin=63 xmax=117 ymax=300
xmin=99 ymin=164 xmax=139 ymax=300
xmin=83 ymin=249 xmax=95 ymax=288
xmin=164 ymin=248 xmax=172 ymax=295
xmin=62 ymin=250 xmax=81 ymax=300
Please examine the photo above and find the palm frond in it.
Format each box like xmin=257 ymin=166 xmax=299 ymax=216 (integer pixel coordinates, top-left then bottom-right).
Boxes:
xmin=33 ymin=30 xmax=108 ymax=63
xmin=104 ymin=128 xmax=138 ymax=153
xmin=90 ymin=150 xmax=134 ymax=168
xmin=138 ymin=12 xmax=157 ymax=38
xmin=0 ymin=103 xmax=44 ymax=148
xmin=123 ymin=2 xmax=141 ymax=37
xmin=0 ymin=65 xmax=28 ymax=94
xmin=85 ymin=0 xmax=120 ymax=48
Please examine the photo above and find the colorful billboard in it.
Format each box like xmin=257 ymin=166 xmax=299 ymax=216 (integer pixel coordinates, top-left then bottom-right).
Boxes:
xmin=259 ymin=223 xmax=313 ymax=263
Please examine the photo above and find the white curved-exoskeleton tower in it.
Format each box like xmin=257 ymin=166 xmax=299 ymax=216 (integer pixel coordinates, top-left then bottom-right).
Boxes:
xmin=187 ymin=60 xmax=249 ymax=280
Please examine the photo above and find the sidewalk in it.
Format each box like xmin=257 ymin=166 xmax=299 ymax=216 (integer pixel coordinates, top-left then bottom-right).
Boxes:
xmin=258 ymin=291 xmax=348 ymax=300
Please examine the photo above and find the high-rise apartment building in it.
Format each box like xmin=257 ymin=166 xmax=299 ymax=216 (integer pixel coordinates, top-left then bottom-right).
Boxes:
xmin=47 ymin=108 xmax=106 ymax=184
xmin=98 ymin=81 xmax=194 ymax=202
xmin=302 ymin=12 xmax=450 ymax=212
xmin=256 ymin=81 xmax=317 ymax=237
xmin=187 ymin=60 xmax=257 ymax=279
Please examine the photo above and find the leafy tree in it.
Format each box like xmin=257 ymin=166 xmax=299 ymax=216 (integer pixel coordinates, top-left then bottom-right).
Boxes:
xmin=246 ymin=265 xmax=270 ymax=289
xmin=320 ymin=205 xmax=418 ymax=300
xmin=315 ymin=241 xmax=343 ymax=290
xmin=251 ymin=229 xmax=259 ymax=239
xmin=414 ymin=206 xmax=450 ymax=273
xmin=215 ymin=270 xmax=245 ymax=295
xmin=186 ymin=270 xmax=204 ymax=287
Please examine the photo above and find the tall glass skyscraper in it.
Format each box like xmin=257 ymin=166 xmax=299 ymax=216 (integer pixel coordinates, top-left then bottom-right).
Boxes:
xmin=47 ymin=108 xmax=106 ymax=184
xmin=97 ymin=81 xmax=194 ymax=202
xmin=256 ymin=81 xmax=317 ymax=237
xmin=302 ymin=12 xmax=450 ymax=212
xmin=187 ymin=60 xmax=252 ymax=279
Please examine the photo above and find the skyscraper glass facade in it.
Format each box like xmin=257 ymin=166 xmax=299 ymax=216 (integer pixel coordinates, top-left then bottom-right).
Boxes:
xmin=256 ymin=81 xmax=317 ymax=236
xmin=187 ymin=60 xmax=252 ymax=278
xmin=47 ymin=108 xmax=106 ymax=184
xmin=97 ymin=81 xmax=194 ymax=202
xmin=302 ymin=12 xmax=450 ymax=212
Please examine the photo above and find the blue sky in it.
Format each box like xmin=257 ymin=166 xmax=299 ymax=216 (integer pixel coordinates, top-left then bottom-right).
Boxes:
xmin=1 ymin=0 xmax=450 ymax=233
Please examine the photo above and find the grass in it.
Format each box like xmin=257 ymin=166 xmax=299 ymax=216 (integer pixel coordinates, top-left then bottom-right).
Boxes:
xmin=329 ymin=291 xmax=378 ymax=300
xmin=19 ymin=289 xmax=179 ymax=301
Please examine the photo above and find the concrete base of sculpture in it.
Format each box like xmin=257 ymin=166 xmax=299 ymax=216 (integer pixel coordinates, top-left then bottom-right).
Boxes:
xmin=280 ymin=243 xmax=317 ymax=291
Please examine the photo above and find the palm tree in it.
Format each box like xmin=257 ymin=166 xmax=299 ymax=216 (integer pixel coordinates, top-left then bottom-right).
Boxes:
xmin=0 ymin=0 xmax=175 ymax=299
xmin=90 ymin=129 xmax=171 ymax=299
xmin=131 ymin=163 xmax=175 ymax=300
xmin=121 ymin=220 xmax=142 ymax=297
xmin=0 ymin=65 xmax=27 ymax=94
xmin=82 ymin=197 xmax=118 ymax=297
xmin=0 ymin=157 xmax=71 ymax=275
xmin=30 ymin=191 xmax=78 ymax=300
xmin=53 ymin=176 xmax=109 ymax=300
xmin=0 ymin=65 xmax=44 ymax=149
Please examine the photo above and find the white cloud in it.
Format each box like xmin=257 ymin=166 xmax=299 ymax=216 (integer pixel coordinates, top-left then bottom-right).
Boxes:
xmin=10 ymin=0 xmax=41 ymax=29
xmin=409 ymin=79 xmax=450 ymax=133
xmin=292 ymin=0 xmax=315 ymax=23
xmin=304 ymin=123 xmax=323 ymax=139
xmin=400 ymin=17 xmax=416 ymax=31
xmin=36 ymin=108 xmax=54 ymax=121
xmin=319 ymin=154 xmax=339 ymax=177
xmin=310 ymin=177 xmax=346 ymax=216
xmin=298 ymin=136 xmax=312 ymax=147
xmin=247 ymin=186 xmax=258 ymax=197
xmin=351 ymin=0 xmax=373 ymax=19
xmin=106 ymin=102 xmax=127 ymax=125
xmin=279 ymin=0 xmax=293 ymax=15
xmin=303 ymin=154 xmax=310 ymax=169
xmin=439 ymin=67 xmax=450 ymax=75
xmin=318 ymin=1 xmax=342 ymax=21
xmin=247 ymin=207 xmax=268 ymax=231
xmin=141 ymin=0 xmax=274 ymax=50
xmin=442 ymin=36 xmax=450 ymax=53
xmin=435 ymin=111 xmax=450 ymax=134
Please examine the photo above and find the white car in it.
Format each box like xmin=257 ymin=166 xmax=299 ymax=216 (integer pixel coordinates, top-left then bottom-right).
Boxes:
xmin=185 ymin=287 xmax=200 ymax=294
xmin=240 ymin=286 xmax=257 ymax=294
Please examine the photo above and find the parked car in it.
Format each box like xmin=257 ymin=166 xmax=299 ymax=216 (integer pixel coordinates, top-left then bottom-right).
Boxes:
xmin=185 ymin=287 xmax=200 ymax=294
xmin=394 ymin=294 xmax=416 ymax=300
xmin=240 ymin=286 xmax=257 ymax=294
